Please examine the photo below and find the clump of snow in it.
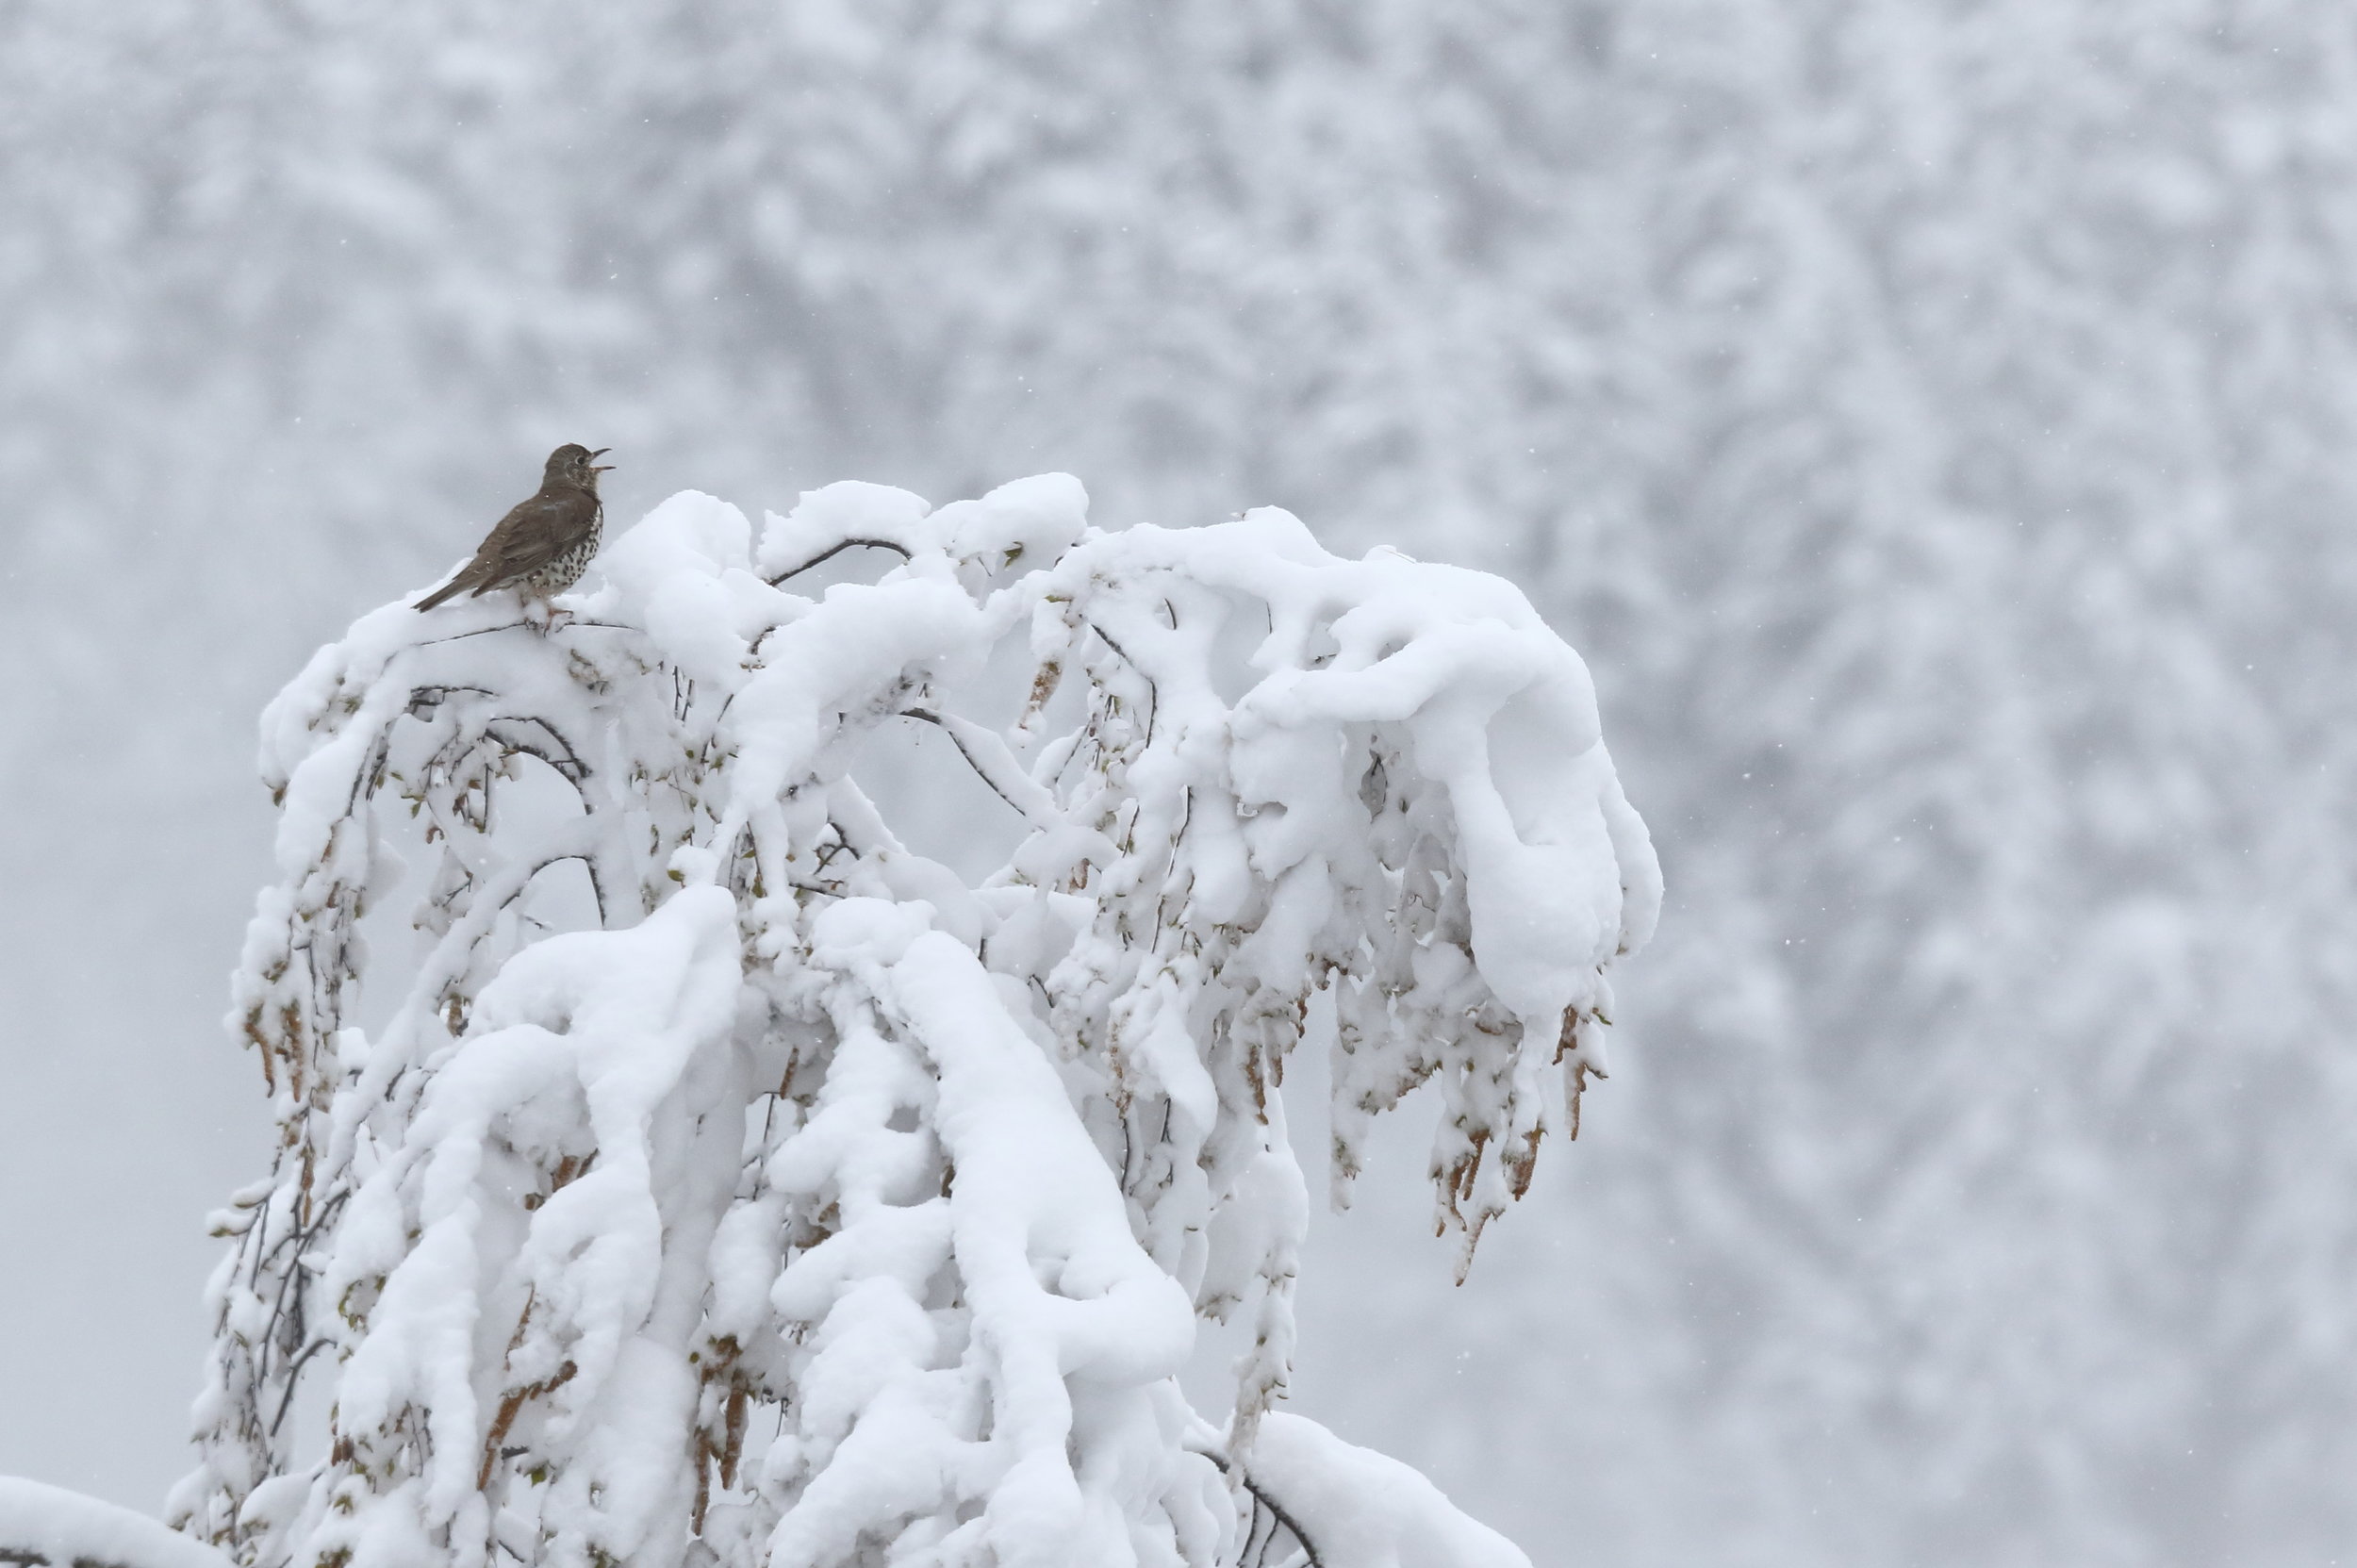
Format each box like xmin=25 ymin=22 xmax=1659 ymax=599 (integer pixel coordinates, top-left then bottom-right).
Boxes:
xmin=1246 ymin=1415 xmax=1531 ymax=1568
xmin=177 ymin=474 xmax=1656 ymax=1568
xmin=0 ymin=1477 xmax=235 ymax=1568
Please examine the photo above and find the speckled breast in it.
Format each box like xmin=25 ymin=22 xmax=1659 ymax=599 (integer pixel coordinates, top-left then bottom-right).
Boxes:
xmin=521 ymin=512 xmax=603 ymax=596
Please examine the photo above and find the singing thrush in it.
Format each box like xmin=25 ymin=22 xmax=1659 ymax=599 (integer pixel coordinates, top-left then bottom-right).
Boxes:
xmin=415 ymin=444 xmax=614 ymax=611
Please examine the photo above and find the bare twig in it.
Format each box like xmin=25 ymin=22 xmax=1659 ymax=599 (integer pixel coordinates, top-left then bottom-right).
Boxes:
xmin=765 ymin=537 xmax=913 ymax=586
xmin=269 ymin=1337 xmax=336 ymax=1438
xmin=408 ymin=619 xmax=639 ymax=650
xmin=1189 ymin=1449 xmax=1326 ymax=1568
xmin=897 ymin=708 xmax=1068 ymax=833
xmin=1235 ymin=1477 xmax=1321 ymax=1568
xmin=484 ymin=716 xmax=594 ymax=784
xmin=1085 ymin=620 xmax=1157 ymax=748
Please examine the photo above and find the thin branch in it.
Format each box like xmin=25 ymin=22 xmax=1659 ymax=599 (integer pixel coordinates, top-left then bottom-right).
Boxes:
xmin=408 ymin=619 xmax=639 ymax=650
xmin=407 ymin=685 xmax=495 ymax=715
xmin=484 ymin=716 xmax=594 ymax=784
xmin=898 ymin=709 xmax=1036 ymax=823
xmin=257 ymin=1189 xmax=348 ymax=1390
xmin=269 ymin=1338 xmax=336 ymax=1438
xmin=1084 ymin=619 xmax=1133 ymax=666
xmin=496 ymin=854 xmax=604 ymax=925
xmin=1236 ymin=1477 xmax=1323 ymax=1568
xmin=765 ymin=537 xmax=913 ymax=586
xmin=1086 ymin=620 xmax=1158 ymax=748
xmin=582 ymin=855 xmax=610 ymax=927
xmin=1188 ymin=1450 xmax=1325 ymax=1568
xmin=243 ymin=1190 xmax=272 ymax=1294
xmin=1238 ymin=1495 xmax=1276 ymax=1568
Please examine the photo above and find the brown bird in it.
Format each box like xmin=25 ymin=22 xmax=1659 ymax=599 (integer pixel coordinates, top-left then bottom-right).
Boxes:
xmin=415 ymin=444 xmax=614 ymax=611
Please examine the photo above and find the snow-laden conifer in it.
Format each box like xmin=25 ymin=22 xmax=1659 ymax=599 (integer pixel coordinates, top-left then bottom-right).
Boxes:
xmin=173 ymin=476 xmax=1657 ymax=1568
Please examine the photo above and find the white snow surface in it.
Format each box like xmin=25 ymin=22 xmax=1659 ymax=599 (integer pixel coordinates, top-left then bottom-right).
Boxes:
xmin=0 ymin=1477 xmax=235 ymax=1568
xmin=1248 ymin=1416 xmax=1529 ymax=1568
xmin=175 ymin=476 xmax=1656 ymax=1568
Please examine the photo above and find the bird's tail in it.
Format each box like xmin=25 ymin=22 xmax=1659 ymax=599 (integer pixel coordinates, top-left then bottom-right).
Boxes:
xmin=414 ymin=575 xmax=470 ymax=612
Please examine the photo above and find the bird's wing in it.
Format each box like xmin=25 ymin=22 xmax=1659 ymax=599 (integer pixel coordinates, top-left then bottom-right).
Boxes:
xmin=477 ymin=492 xmax=598 ymax=583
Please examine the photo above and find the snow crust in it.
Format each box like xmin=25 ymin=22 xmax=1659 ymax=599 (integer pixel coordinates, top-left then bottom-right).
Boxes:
xmin=177 ymin=476 xmax=1656 ymax=1568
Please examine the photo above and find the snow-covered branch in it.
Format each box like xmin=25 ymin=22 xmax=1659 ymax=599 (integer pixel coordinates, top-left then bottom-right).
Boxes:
xmin=175 ymin=475 xmax=1656 ymax=1568
xmin=1 ymin=1479 xmax=234 ymax=1568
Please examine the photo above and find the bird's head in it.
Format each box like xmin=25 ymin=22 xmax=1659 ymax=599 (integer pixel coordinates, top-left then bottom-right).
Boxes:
xmin=545 ymin=444 xmax=616 ymax=488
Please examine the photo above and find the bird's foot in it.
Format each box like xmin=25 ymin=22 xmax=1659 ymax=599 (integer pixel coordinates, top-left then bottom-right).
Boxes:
xmin=518 ymin=599 xmax=576 ymax=635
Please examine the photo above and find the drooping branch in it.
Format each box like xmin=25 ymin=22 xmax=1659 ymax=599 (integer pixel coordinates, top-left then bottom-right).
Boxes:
xmin=897 ymin=707 xmax=1067 ymax=833
xmin=763 ymin=536 xmax=912 ymax=585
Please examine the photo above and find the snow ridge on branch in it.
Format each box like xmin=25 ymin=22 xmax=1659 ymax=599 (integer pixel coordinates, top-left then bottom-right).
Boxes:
xmin=174 ymin=474 xmax=1656 ymax=1568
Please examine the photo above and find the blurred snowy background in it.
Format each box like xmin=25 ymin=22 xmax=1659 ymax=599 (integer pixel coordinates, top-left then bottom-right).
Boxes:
xmin=3 ymin=2 xmax=2353 ymax=1563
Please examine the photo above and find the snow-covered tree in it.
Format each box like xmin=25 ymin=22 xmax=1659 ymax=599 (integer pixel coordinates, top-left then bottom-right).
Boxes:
xmin=171 ymin=475 xmax=1657 ymax=1568
xmin=18 ymin=0 xmax=2357 ymax=1558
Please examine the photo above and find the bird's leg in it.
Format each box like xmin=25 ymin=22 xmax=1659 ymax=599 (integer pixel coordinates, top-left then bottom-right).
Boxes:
xmin=519 ymin=596 xmax=557 ymax=635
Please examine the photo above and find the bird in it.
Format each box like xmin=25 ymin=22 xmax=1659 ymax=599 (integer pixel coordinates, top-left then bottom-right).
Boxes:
xmin=415 ymin=444 xmax=614 ymax=612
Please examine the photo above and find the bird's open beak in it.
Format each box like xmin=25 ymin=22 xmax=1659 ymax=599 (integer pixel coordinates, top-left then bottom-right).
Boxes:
xmin=589 ymin=447 xmax=615 ymax=471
